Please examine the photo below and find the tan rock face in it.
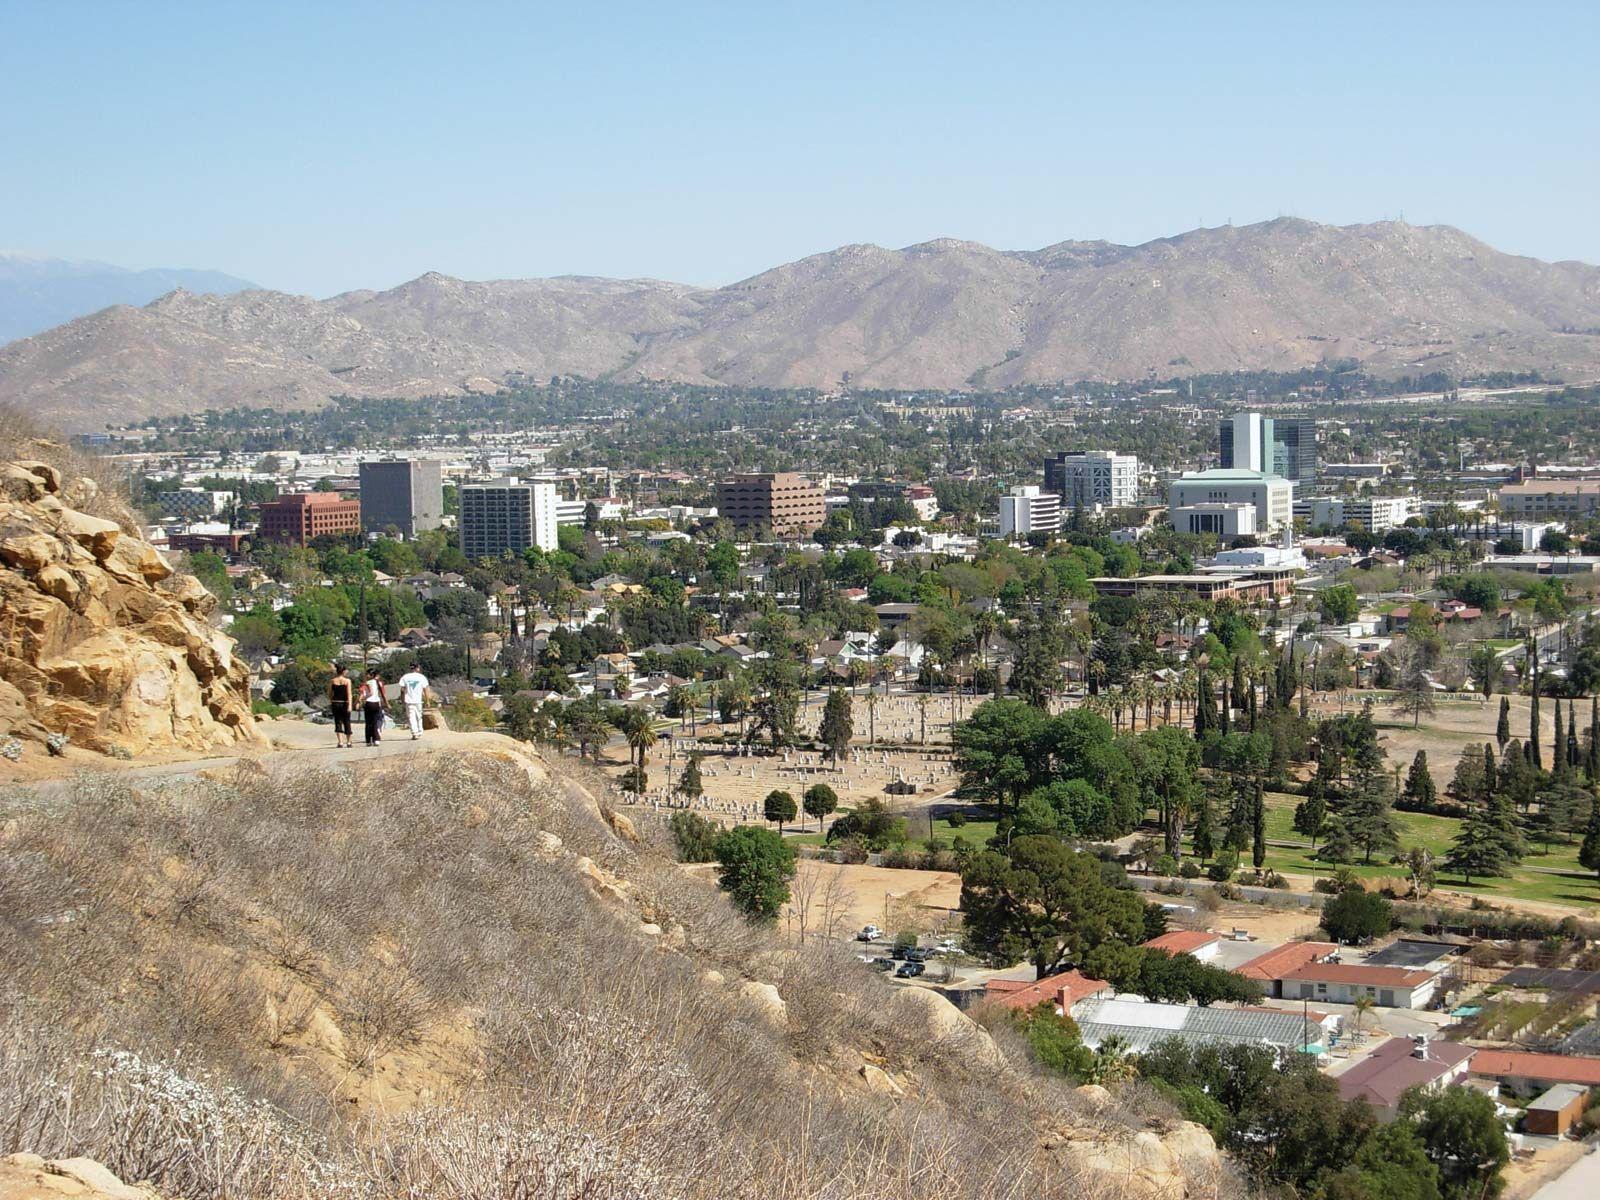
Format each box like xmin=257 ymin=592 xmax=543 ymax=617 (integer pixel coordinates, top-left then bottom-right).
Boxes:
xmin=0 ymin=1154 xmax=162 ymax=1199
xmin=0 ymin=461 xmax=262 ymax=758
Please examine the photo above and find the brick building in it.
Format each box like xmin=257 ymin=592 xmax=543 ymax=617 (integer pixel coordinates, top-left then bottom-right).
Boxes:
xmin=257 ymin=492 xmax=361 ymax=545
xmin=716 ymin=472 xmax=826 ymax=537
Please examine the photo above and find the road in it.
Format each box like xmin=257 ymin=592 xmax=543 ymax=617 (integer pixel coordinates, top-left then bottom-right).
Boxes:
xmin=1528 ymin=1145 xmax=1600 ymax=1200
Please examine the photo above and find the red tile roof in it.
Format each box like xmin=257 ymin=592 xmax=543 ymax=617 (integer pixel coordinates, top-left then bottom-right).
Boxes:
xmin=1338 ymin=1037 xmax=1475 ymax=1108
xmin=1470 ymin=1050 xmax=1600 ymax=1087
xmin=1235 ymin=941 xmax=1340 ymax=981
xmin=1280 ymin=963 xmax=1437 ymax=987
xmin=986 ymin=970 xmax=1111 ymax=1013
xmin=1142 ymin=930 xmax=1220 ymax=955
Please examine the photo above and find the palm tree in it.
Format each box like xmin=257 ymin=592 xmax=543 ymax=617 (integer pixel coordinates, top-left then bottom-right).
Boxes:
xmin=916 ymin=692 xmax=930 ymax=745
xmin=1350 ymin=995 xmax=1376 ymax=1041
xmin=863 ymin=690 xmax=880 ymax=747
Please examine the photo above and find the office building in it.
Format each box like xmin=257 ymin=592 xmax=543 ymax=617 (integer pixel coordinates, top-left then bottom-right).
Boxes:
xmin=359 ymin=458 xmax=444 ymax=537
xmin=998 ymin=485 xmax=1062 ymax=539
xmin=257 ymin=491 xmax=361 ymax=546
xmin=1219 ymin=413 xmax=1317 ymax=483
xmin=460 ymin=478 xmax=559 ymax=558
xmin=716 ymin=472 xmax=827 ymax=537
xmin=1169 ymin=469 xmax=1294 ymax=532
xmin=1295 ymin=495 xmax=1414 ymax=533
xmin=157 ymin=488 xmax=231 ymax=519
xmin=1044 ymin=451 xmax=1141 ymax=510
xmin=1496 ymin=480 xmax=1600 ymax=519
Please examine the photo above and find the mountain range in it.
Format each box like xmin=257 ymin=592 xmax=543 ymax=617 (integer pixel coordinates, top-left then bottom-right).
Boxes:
xmin=0 ymin=252 xmax=255 ymax=345
xmin=5 ymin=218 xmax=1600 ymax=430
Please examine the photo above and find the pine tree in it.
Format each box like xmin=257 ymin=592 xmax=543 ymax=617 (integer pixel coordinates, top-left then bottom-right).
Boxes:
xmin=1496 ymin=696 xmax=1512 ymax=750
xmin=1343 ymin=765 xmax=1402 ymax=865
xmin=1251 ymin=780 xmax=1267 ymax=870
xmin=1317 ymin=816 xmax=1355 ymax=864
xmin=1445 ymin=800 xmax=1512 ymax=884
xmin=1293 ymin=789 xmax=1327 ymax=849
xmin=1401 ymin=750 xmax=1437 ymax=811
xmin=1581 ymin=793 xmax=1600 ymax=881
xmin=1487 ymin=791 xmax=1528 ymax=865
xmin=818 ymin=688 xmax=853 ymax=766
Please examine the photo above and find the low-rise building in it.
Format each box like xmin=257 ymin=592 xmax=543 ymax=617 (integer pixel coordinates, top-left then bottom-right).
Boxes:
xmin=1172 ymin=501 xmax=1257 ymax=539
xmin=257 ymin=491 xmax=361 ymax=545
xmin=1295 ymin=494 xmax=1414 ymax=533
xmin=1090 ymin=568 xmax=1296 ymax=605
xmin=1235 ymin=942 xmax=1340 ymax=995
xmin=1469 ymin=1049 xmax=1600 ymax=1096
xmin=1276 ymin=962 xmax=1440 ymax=1009
xmin=984 ymin=970 xmax=1113 ymax=1016
xmin=1497 ymin=479 xmax=1600 ymax=519
xmin=1337 ymin=1036 xmax=1475 ymax=1120
xmin=1074 ymin=998 xmax=1326 ymax=1056
xmin=1142 ymin=930 xmax=1222 ymax=963
xmin=1524 ymin=1084 xmax=1589 ymax=1136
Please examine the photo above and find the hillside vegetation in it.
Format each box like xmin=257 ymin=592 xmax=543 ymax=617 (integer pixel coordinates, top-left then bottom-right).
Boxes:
xmin=0 ymin=743 xmax=1223 ymax=1199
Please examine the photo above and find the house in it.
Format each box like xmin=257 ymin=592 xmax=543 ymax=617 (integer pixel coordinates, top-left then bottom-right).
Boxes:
xmin=1469 ymin=1049 xmax=1600 ymax=1096
xmin=1524 ymin=1084 xmax=1589 ymax=1136
xmin=984 ymin=970 xmax=1112 ymax=1016
xmin=1074 ymin=998 xmax=1327 ymax=1056
xmin=1142 ymin=930 xmax=1222 ymax=963
xmin=1277 ymin=963 xmax=1441 ymax=1009
xmin=1337 ymin=1036 xmax=1475 ymax=1120
xmin=1235 ymin=942 xmax=1340 ymax=997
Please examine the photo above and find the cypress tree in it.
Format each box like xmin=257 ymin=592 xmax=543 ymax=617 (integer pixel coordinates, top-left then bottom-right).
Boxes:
xmin=1483 ymin=743 xmax=1497 ymax=801
xmin=1251 ymin=779 xmax=1267 ymax=869
xmin=1588 ymin=696 xmax=1600 ymax=781
xmin=1220 ymin=677 xmax=1231 ymax=735
xmin=1497 ymin=696 xmax=1512 ymax=750
xmin=1581 ymin=792 xmax=1600 ymax=881
xmin=1193 ymin=790 xmax=1216 ymax=862
xmin=1568 ymin=701 xmax=1581 ymax=769
xmin=1529 ymin=648 xmax=1543 ymax=772
xmin=1402 ymin=750 xmax=1437 ymax=810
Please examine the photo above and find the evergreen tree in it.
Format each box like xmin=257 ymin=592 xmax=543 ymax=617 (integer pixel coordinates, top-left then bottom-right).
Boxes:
xmin=1483 ymin=743 xmax=1498 ymax=800
xmin=1444 ymin=799 xmax=1512 ymax=884
xmin=677 ymin=754 xmax=704 ymax=800
xmin=1294 ymin=786 xmax=1328 ymax=850
xmin=1193 ymin=667 xmax=1215 ymax=738
xmin=1225 ymin=777 xmax=1253 ymax=851
xmin=1219 ymin=677 xmax=1231 ymax=735
xmin=1192 ymin=789 xmax=1216 ymax=862
xmin=818 ymin=687 xmax=853 ymax=766
xmin=1580 ymin=793 xmax=1600 ymax=881
xmin=1486 ymin=791 xmax=1528 ymax=865
xmin=1589 ymin=696 xmax=1600 ymax=781
xmin=1528 ymin=650 xmax=1543 ymax=771
xmin=1317 ymin=816 xmax=1355 ymax=864
xmin=1567 ymin=700 xmax=1581 ymax=770
xmin=1496 ymin=696 xmax=1511 ymax=750
xmin=1343 ymin=765 xmax=1402 ymax=865
xmin=1251 ymin=780 xmax=1267 ymax=870
xmin=1402 ymin=750 xmax=1437 ymax=811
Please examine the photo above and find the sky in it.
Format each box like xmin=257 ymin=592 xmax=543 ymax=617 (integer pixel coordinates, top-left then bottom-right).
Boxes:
xmin=3 ymin=1 xmax=1597 ymax=297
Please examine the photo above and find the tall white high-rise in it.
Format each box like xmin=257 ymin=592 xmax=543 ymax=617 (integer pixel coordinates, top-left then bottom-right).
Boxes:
xmin=459 ymin=477 xmax=560 ymax=558
xmin=998 ymin=485 xmax=1062 ymax=539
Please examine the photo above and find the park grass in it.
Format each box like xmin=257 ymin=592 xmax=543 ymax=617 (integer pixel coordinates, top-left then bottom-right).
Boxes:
xmin=1251 ymin=790 xmax=1600 ymax=909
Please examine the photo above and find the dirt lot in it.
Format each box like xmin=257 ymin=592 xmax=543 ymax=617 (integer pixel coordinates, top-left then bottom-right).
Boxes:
xmin=788 ymin=859 xmax=963 ymax=938
xmin=1309 ymin=692 xmax=1552 ymax=784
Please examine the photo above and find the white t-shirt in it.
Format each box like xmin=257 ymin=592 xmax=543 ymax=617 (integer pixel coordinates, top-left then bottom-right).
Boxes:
xmin=361 ymin=679 xmax=384 ymax=705
xmin=398 ymin=671 xmax=429 ymax=706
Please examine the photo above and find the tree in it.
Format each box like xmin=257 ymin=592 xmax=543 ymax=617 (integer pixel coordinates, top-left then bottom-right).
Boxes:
xmin=1192 ymin=790 xmax=1217 ymax=861
xmin=1343 ymin=766 xmax=1402 ymax=865
xmin=802 ymin=783 xmax=838 ymax=832
xmin=1400 ymin=1085 xmax=1509 ymax=1200
xmin=960 ymin=835 xmax=1148 ymax=976
xmin=1496 ymin=696 xmax=1511 ymax=750
xmin=1581 ymin=792 xmax=1600 ymax=881
xmin=1388 ymin=639 xmax=1436 ymax=728
xmin=1128 ymin=726 xmax=1203 ymax=857
xmin=1293 ymin=789 xmax=1327 ymax=850
xmin=1401 ymin=751 xmax=1437 ymax=811
xmin=669 ymin=811 xmax=721 ymax=862
xmin=762 ymin=789 xmax=797 ymax=831
xmin=1321 ymin=889 xmax=1392 ymax=943
xmin=818 ymin=687 xmax=853 ymax=766
xmin=1528 ymin=649 xmax=1544 ymax=772
xmin=1322 ymin=1120 xmax=1440 ymax=1200
xmin=713 ymin=825 xmax=795 ymax=921
xmin=953 ymin=699 xmax=1051 ymax=810
xmin=1318 ymin=584 xmax=1361 ymax=626
xmin=1251 ymin=781 xmax=1267 ymax=870
xmin=1443 ymin=798 xmax=1512 ymax=884
xmin=676 ymin=754 xmax=704 ymax=800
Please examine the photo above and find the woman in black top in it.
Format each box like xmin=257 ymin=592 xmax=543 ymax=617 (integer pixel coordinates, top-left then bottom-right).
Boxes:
xmin=327 ymin=662 xmax=354 ymax=748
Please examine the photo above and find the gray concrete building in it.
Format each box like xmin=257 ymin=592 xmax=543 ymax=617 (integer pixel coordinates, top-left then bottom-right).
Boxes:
xmin=359 ymin=458 xmax=444 ymax=537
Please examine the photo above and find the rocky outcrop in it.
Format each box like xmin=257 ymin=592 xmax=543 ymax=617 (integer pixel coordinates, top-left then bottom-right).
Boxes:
xmin=0 ymin=460 xmax=260 ymax=757
xmin=1050 ymin=1122 xmax=1222 ymax=1200
xmin=0 ymin=1155 xmax=161 ymax=1199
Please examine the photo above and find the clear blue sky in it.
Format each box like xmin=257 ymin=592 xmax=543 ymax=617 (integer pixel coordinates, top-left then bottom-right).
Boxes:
xmin=3 ymin=1 xmax=1596 ymax=296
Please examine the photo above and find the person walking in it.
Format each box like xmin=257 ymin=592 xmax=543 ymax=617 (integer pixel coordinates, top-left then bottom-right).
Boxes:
xmin=327 ymin=661 xmax=355 ymax=747
xmin=360 ymin=671 xmax=386 ymax=747
xmin=397 ymin=662 xmax=430 ymax=740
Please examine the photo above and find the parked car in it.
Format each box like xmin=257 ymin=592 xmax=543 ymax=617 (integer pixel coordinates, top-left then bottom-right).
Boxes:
xmin=871 ymin=957 xmax=895 ymax=971
xmin=889 ymin=945 xmax=908 ymax=960
xmin=935 ymin=938 xmax=963 ymax=955
xmin=895 ymin=962 xmax=926 ymax=978
xmin=903 ymin=948 xmax=929 ymax=963
xmin=857 ymin=925 xmax=883 ymax=942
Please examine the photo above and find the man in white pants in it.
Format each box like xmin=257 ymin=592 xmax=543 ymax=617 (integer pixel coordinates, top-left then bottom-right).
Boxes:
xmin=397 ymin=663 xmax=430 ymax=740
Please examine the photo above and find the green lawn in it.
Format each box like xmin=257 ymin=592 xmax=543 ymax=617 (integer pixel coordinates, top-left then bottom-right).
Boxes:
xmin=1245 ymin=791 xmax=1600 ymax=908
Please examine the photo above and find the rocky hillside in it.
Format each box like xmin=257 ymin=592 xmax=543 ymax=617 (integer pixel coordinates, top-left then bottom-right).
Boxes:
xmin=0 ymin=456 xmax=258 ymax=761
xmin=0 ymin=745 xmax=1223 ymax=1200
xmin=6 ymin=219 xmax=1600 ymax=429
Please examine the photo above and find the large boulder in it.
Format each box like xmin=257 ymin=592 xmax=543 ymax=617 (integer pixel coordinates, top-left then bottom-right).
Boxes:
xmin=0 ymin=1153 xmax=162 ymax=1199
xmin=0 ymin=464 xmax=261 ymax=759
xmin=886 ymin=986 xmax=1005 ymax=1070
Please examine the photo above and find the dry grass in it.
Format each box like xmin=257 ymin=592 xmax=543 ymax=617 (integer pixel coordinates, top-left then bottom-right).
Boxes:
xmin=0 ymin=748 xmax=1203 ymax=1200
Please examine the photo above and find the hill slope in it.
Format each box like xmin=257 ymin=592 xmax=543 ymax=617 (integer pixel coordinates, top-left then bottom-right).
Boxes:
xmin=6 ymin=219 xmax=1600 ymax=428
xmin=0 ymin=253 xmax=254 ymax=344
